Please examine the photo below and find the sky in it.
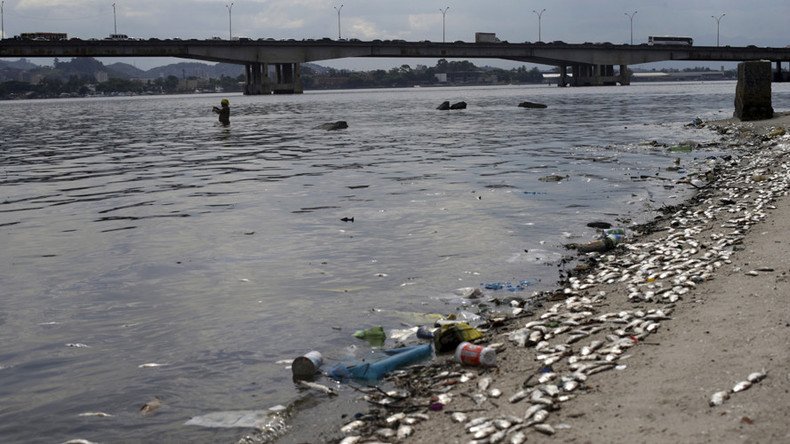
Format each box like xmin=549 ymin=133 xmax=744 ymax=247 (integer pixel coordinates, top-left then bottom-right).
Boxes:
xmin=2 ymin=0 xmax=789 ymax=70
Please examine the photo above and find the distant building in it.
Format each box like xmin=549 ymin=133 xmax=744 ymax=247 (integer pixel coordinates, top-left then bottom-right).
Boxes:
xmin=95 ymin=71 xmax=109 ymax=83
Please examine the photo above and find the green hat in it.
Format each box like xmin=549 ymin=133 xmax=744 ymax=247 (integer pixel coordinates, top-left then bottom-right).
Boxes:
xmin=221 ymin=98 xmax=229 ymax=106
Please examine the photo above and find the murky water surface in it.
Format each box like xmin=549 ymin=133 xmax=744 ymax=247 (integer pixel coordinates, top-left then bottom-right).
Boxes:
xmin=1 ymin=82 xmax=789 ymax=443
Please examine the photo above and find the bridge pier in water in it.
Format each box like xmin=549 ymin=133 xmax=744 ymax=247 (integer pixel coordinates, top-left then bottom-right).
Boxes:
xmin=775 ymin=61 xmax=786 ymax=82
xmin=244 ymin=62 xmax=303 ymax=95
xmin=557 ymin=64 xmax=630 ymax=87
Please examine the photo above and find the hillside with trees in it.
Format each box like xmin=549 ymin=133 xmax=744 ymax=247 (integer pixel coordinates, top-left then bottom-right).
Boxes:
xmin=0 ymin=57 xmax=548 ymax=99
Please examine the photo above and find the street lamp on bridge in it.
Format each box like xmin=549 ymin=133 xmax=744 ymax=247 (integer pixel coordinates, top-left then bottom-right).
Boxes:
xmin=439 ymin=7 xmax=449 ymax=43
xmin=226 ymin=3 xmax=233 ymax=40
xmin=1 ymin=1 xmax=5 ymax=41
xmin=112 ymin=3 xmax=117 ymax=35
xmin=625 ymin=10 xmax=637 ymax=45
xmin=712 ymin=13 xmax=725 ymax=47
xmin=532 ymin=9 xmax=546 ymax=42
xmin=334 ymin=4 xmax=343 ymax=40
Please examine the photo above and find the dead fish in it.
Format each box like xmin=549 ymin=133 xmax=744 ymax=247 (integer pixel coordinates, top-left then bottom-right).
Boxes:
xmin=571 ymin=371 xmax=588 ymax=382
xmin=139 ymin=397 xmax=161 ymax=416
xmin=451 ymin=412 xmax=468 ymax=423
xmin=709 ymin=391 xmax=729 ymax=406
xmin=489 ymin=429 xmax=507 ymax=444
xmin=297 ymin=380 xmax=338 ymax=396
xmin=510 ymin=431 xmax=527 ymax=444
xmin=376 ymin=428 xmax=396 ymax=438
xmin=473 ymin=425 xmax=497 ymax=439
xmin=732 ymin=381 xmax=752 ymax=393
xmin=469 ymin=421 xmax=494 ymax=434
xmin=509 ymin=389 xmax=530 ymax=403
xmin=466 ymin=417 xmax=490 ymax=429
xmin=581 ymin=340 xmax=604 ymax=356
xmin=531 ymin=409 xmax=549 ymax=424
xmin=340 ymin=217 xmax=354 ymax=222
xmin=537 ymin=372 xmax=556 ymax=384
xmin=542 ymin=384 xmax=560 ymax=397
xmin=523 ymin=404 xmax=544 ymax=420
xmin=563 ymin=380 xmax=579 ymax=392
xmin=747 ymin=370 xmax=767 ymax=383
xmin=66 ymin=343 xmax=89 ymax=348
xmin=341 ymin=420 xmax=366 ymax=434
xmin=402 ymin=417 xmax=418 ymax=425
xmin=534 ymin=423 xmax=556 ymax=435
xmin=77 ymin=412 xmax=113 ymax=417
xmin=385 ymin=412 xmax=405 ymax=425
xmin=410 ymin=412 xmax=430 ymax=421
xmin=396 ymin=425 xmax=414 ymax=439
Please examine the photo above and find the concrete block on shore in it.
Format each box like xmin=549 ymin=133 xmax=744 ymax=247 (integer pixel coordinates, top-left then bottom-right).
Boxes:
xmin=734 ymin=61 xmax=774 ymax=121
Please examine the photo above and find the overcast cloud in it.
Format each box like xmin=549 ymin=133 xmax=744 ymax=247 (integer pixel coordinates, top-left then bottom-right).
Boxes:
xmin=3 ymin=0 xmax=789 ymax=70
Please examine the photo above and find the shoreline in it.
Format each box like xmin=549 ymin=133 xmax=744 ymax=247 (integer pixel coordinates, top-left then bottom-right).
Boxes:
xmin=319 ymin=112 xmax=790 ymax=444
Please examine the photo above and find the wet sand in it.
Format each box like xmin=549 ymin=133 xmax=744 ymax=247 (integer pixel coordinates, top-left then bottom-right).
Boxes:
xmin=330 ymin=113 xmax=790 ymax=444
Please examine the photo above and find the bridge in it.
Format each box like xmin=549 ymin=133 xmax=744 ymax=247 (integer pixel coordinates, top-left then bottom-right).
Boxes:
xmin=2 ymin=38 xmax=790 ymax=94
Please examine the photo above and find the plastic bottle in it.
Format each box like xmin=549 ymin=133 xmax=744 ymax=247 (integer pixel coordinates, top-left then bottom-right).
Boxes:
xmin=454 ymin=342 xmax=496 ymax=367
xmin=606 ymin=233 xmax=624 ymax=245
xmin=347 ymin=343 xmax=433 ymax=380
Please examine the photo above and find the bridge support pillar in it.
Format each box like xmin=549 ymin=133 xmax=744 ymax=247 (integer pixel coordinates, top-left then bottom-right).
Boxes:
xmin=244 ymin=62 xmax=303 ymax=95
xmin=243 ymin=62 xmax=271 ymax=95
xmin=558 ymin=65 xmax=569 ymax=87
xmin=619 ymin=64 xmax=631 ymax=85
xmin=775 ymin=61 xmax=785 ymax=82
xmin=570 ymin=63 xmax=624 ymax=87
xmin=735 ymin=61 xmax=773 ymax=120
xmin=272 ymin=62 xmax=304 ymax=94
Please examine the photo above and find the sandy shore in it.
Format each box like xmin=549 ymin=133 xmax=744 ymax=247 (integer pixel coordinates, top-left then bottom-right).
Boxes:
xmin=324 ymin=113 xmax=790 ymax=444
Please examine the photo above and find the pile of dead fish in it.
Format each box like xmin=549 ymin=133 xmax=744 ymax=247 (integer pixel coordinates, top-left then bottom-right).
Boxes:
xmin=335 ymin=366 xmax=465 ymax=443
xmin=563 ymin=134 xmax=790 ymax=308
xmin=335 ymin=131 xmax=789 ymax=442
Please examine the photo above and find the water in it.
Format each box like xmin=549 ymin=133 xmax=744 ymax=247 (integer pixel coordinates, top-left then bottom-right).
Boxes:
xmin=1 ymin=82 xmax=788 ymax=443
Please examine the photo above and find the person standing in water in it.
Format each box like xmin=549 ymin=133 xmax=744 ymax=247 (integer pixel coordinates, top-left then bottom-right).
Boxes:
xmin=213 ymin=98 xmax=230 ymax=125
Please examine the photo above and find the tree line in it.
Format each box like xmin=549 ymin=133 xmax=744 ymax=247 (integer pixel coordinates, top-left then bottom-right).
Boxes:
xmin=0 ymin=57 xmax=548 ymax=99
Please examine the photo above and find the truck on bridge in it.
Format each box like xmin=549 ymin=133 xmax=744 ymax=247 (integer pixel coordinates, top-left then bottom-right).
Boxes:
xmin=18 ymin=32 xmax=67 ymax=41
xmin=475 ymin=32 xmax=500 ymax=43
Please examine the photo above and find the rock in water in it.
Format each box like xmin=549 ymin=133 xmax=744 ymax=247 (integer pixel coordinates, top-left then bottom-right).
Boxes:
xmin=450 ymin=101 xmax=467 ymax=110
xmin=316 ymin=121 xmax=349 ymax=130
xmin=519 ymin=101 xmax=548 ymax=109
xmin=437 ymin=101 xmax=450 ymax=110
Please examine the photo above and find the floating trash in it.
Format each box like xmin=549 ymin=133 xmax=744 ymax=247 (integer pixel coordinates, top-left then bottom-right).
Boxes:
xmin=139 ymin=397 xmax=161 ymax=416
xmin=138 ymin=363 xmax=167 ymax=368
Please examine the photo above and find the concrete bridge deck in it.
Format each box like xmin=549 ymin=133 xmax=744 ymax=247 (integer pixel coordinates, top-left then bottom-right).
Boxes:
xmin=3 ymin=38 xmax=789 ymax=93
